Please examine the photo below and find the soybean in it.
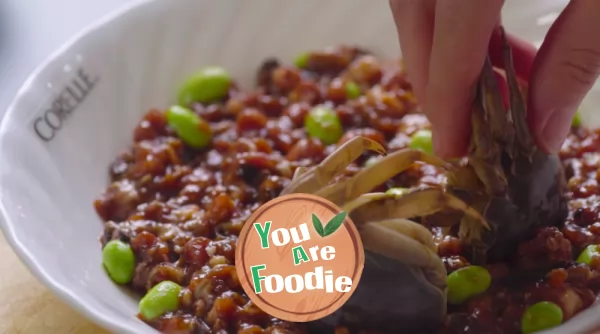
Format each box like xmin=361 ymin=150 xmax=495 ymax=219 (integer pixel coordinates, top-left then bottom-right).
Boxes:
xmin=102 ymin=240 xmax=135 ymax=285
xmin=304 ymin=106 xmax=343 ymax=145
xmin=364 ymin=156 xmax=381 ymax=167
xmin=166 ymin=105 xmax=212 ymax=148
xmin=521 ymin=301 xmax=563 ymax=334
xmin=138 ymin=281 xmax=182 ymax=320
xmin=385 ymin=187 xmax=409 ymax=197
xmin=409 ymin=129 xmax=433 ymax=154
xmin=446 ymin=265 xmax=491 ymax=305
xmin=577 ymin=244 xmax=600 ymax=266
xmin=572 ymin=110 xmax=582 ymax=127
xmin=294 ymin=52 xmax=310 ymax=69
xmin=178 ymin=66 xmax=231 ymax=105
xmin=345 ymin=81 xmax=361 ymax=99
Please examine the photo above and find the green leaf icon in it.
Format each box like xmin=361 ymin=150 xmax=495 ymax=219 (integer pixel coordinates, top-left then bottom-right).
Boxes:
xmin=322 ymin=211 xmax=347 ymax=237
xmin=312 ymin=214 xmax=325 ymax=237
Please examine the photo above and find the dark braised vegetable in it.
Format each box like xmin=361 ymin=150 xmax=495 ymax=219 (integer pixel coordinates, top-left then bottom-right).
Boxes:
xmin=95 ymin=31 xmax=600 ymax=334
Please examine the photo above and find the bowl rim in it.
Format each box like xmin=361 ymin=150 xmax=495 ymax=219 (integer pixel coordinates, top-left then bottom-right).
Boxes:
xmin=0 ymin=1 xmax=595 ymax=334
xmin=0 ymin=0 xmax=157 ymax=333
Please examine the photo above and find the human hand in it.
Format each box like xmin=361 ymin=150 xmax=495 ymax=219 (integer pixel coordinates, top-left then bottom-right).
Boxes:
xmin=389 ymin=0 xmax=600 ymax=158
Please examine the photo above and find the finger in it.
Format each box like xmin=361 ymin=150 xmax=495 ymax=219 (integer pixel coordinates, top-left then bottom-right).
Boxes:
xmin=389 ymin=0 xmax=435 ymax=103
xmin=528 ymin=0 xmax=600 ymax=154
xmin=425 ymin=0 xmax=504 ymax=158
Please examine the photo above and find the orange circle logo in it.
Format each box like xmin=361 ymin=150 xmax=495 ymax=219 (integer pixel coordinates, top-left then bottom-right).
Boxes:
xmin=235 ymin=193 xmax=365 ymax=322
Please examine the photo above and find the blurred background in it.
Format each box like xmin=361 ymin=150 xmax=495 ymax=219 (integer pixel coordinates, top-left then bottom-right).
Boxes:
xmin=0 ymin=0 xmax=126 ymax=119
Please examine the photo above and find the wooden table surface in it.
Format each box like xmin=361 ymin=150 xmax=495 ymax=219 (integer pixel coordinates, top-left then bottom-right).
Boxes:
xmin=0 ymin=232 xmax=108 ymax=334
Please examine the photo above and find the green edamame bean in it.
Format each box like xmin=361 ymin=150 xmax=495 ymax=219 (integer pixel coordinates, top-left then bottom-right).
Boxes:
xmin=409 ymin=129 xmax=433 ymax=154
xmin=385 ymin=187 xmax=409 ymax=197
xmin=577 ymin=244 xmax=600 ymax=266
xmin=345 ymin=81 xmax=361 ymax=99
xmin=521 ymin=301 xmax=563 ymax=334
xmin=294 ymin=52 xmax=310 ymax=69
xmin=178 ymin=66 xmax=231 ymax=105
xmin=138 ymin=281 xmax=182 ymax=320
xmin=447 ymin=265 xmax=491 ymax=305
xmin=102 ymin=240 xmax=135 ymax=285
xmin=304 ymin=106 xmax=343 ymax=145
xmin=572 ymin=110 xmax=582 ymax=127
xmin=166 ymin=105 xmax=212 ymax=148
xmin=364 ymin=156 xmax=381 ymax=167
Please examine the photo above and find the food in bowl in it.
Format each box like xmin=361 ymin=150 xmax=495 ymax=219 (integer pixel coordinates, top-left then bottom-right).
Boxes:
xmin=93 ymin=31 xmax=600 ymax=333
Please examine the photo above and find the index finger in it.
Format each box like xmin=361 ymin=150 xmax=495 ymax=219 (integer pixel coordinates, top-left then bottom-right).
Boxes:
xmin=389 ymin=0 xmax=435 ymax=103
xmin=425 ymin=0 xmax=504 ymax=158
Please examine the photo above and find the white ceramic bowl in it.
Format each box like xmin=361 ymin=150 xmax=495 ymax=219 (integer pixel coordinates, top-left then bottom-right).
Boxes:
xmin=1 ymin=0 xmax=598 ymax=333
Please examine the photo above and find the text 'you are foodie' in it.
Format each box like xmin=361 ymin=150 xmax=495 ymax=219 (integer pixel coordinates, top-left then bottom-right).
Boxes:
xmin=235 ymin=193 xmax=365 ymax=322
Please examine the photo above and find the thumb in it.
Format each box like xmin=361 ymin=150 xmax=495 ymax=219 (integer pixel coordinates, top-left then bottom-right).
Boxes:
xmin=529 ymin=0 xmax=600 ymax=154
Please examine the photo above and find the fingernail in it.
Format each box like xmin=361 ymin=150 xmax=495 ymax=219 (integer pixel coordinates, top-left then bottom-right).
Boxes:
xmin=539 ymin=109 xmax=573 ymax=153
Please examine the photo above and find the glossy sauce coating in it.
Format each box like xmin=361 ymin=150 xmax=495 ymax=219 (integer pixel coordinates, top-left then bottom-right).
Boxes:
xmin=95 ymin=46 xmax=600 ymax=334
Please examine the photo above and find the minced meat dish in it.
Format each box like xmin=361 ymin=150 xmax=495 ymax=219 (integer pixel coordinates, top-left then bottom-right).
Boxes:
xmin=94 ymin=45 xmax=600 ymax=334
